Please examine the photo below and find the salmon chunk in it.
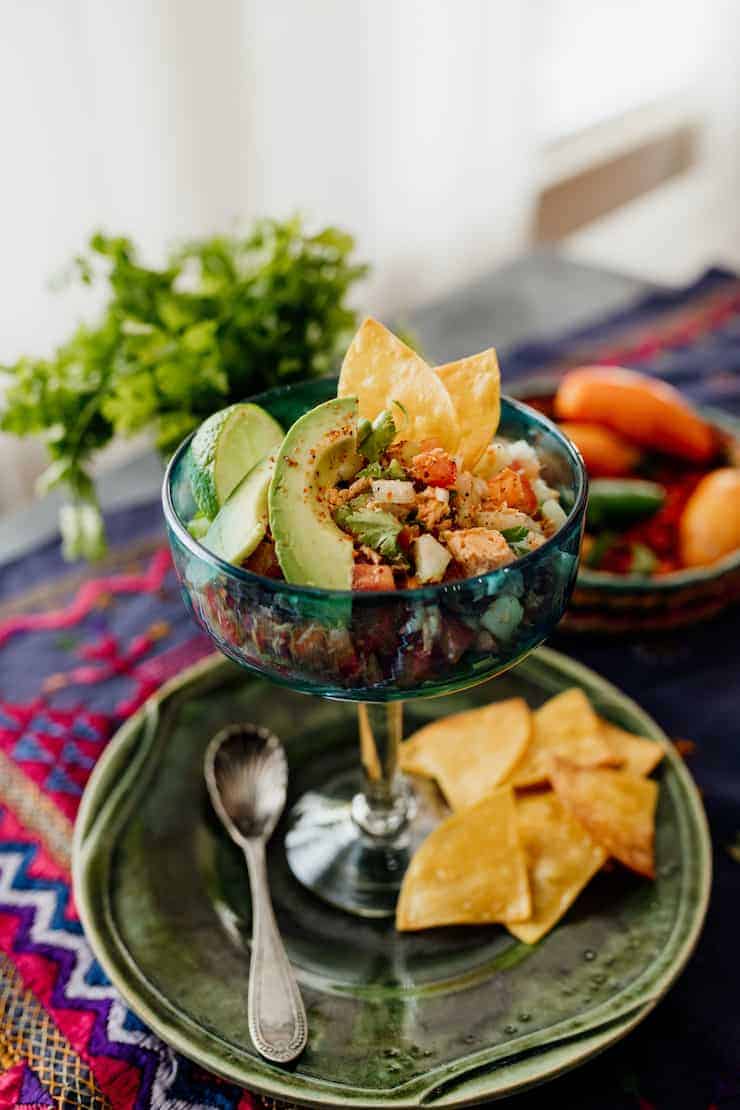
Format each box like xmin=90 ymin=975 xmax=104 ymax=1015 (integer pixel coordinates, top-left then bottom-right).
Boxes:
xmin=486 ymin=467 xmax=538 ymax=513
xmin=352 ymin=563 xmax=396 ymax=591
xmin=445 ymin=528 xmax=514 ymax=576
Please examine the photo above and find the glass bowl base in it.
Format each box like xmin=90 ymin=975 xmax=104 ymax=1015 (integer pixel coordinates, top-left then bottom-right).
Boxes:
xmin=285 ymin=767 xmax=446 ymax=918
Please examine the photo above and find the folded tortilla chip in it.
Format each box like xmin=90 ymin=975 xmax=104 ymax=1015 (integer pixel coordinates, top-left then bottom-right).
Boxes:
xmin=338 ymin=317 xmax=460 ymax=453
xmin=396 ymin=786 xmax=531 ymax=930
xmin=508 ymin=792 xmax=608 ymax=945
xmin=509 ymin=689 xmax=618 ymax=789
xmin=400 ymin=697 xmax=532 ymax=809
xmin=600 ymin=719 xmax=664 ymax=777
xmin=550 ymin=759 xmax=658 ymax=878
xmin=435 ymin=349 xmax=501 ymax=469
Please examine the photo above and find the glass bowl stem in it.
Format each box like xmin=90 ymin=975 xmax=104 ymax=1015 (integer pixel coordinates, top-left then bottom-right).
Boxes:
xmin=353 ymin=702 xmax=413 ymax=838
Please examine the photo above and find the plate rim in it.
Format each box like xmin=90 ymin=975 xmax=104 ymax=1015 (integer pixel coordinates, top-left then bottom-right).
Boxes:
xmin=72 ymin=649 xmax=712 ymax=1108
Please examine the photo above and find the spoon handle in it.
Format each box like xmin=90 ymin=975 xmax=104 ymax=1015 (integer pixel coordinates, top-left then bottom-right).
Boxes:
xmin=243 ymin=839 xmax=308 ymax=1063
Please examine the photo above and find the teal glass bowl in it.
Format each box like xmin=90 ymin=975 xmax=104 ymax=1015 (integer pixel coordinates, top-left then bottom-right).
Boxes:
xmin=162 ymin=379 xmax=587 ymax=702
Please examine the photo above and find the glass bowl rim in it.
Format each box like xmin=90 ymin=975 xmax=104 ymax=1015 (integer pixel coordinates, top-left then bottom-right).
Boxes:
xmin=161 ymin=384 xmax=588 ymax=602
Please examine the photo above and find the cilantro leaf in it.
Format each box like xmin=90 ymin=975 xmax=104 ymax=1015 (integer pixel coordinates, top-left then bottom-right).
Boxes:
xmin=333 ymin=492 xmax=372 ymax=530
xmin=337 ymin=507 xmax=405 ymax=562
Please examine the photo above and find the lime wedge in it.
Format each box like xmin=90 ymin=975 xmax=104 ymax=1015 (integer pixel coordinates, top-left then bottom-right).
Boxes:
xmin=188 ymin=403 xmax=283 ymax=519
xmin=186 ymin=512 xmax=211 ymax=540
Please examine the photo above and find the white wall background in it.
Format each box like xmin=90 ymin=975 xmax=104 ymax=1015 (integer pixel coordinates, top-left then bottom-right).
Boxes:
xmin=1 ymin=0 xmax=739 ymax=510
xmin=540 ymin=0 xmax=740 ymax=283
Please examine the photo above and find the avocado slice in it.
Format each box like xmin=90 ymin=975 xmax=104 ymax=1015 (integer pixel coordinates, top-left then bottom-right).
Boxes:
xmin=269 ymin=397 xmax=358 ymax=589
xmin=203 ymin=454 xmax=275 ymax=566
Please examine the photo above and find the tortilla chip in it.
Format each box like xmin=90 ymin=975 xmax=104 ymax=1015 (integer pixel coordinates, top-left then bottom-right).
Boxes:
xmin=550 ymin=759 xmax=658 ymax=878
xmin=396 ymin=786 xmax=531 ymax=930
xmin=600 ymin=719 xmax=664 ymax=777
xmin=338 ymin=317 xmax=460 ymax=454
xmin=435 ymin=349 xmax=501 ymax=469
xmin=400 ymin=697 xmax=532 ymax=810
xmin=509 ymin=689 xmax=618 ymax=789
xmin=508 ymin=792 xmax=608 ymax=944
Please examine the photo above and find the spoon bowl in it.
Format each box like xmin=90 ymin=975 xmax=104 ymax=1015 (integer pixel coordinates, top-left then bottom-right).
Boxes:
xmin=206 ymin=724 xmax=287 ymax=843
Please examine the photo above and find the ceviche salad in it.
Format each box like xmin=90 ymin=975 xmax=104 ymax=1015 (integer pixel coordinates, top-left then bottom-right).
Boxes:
xmin=183 ymin=319 xmax=568 ymax=590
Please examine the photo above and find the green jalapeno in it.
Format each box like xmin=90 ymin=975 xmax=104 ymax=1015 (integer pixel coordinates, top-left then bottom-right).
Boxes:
xmin=586 ymin=478 xmax=666 ymax=531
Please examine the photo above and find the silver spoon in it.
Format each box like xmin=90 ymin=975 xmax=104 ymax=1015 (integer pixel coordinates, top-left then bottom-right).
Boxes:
xmin=205 ymin=724 xmax=308 ymax=1064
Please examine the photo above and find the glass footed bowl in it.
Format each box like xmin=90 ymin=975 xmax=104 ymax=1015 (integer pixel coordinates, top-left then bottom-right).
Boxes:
xmin=163 ymin=378 xmax=587 ymax=917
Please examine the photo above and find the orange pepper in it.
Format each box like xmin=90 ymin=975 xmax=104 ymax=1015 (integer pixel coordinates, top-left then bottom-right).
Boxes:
xmin=555 ymin=367 xmax=715 ymax=462
xmin=679 ymin=468 xmax=740 ymax=566
xmin=559 ymin=422 xmax=640 ymax=477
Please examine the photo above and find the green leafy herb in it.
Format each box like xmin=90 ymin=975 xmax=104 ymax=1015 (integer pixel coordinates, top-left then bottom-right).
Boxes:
xmin=59 ymin=502 xmax=106 ymax=562
xmin=501 ymin=525 xmax=529 ymax=543
xmin=1 ymin=218 xmax=368 ymax=559
xmin=337 ymin=506 xmax=404 ymax=562
xmin=360 ymin=409 xmax=396 ymax=462
xmin=333 ymin=493 xmax=372 ymax=529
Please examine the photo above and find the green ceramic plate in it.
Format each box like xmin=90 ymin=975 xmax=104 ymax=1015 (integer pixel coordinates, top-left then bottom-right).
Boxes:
xmin=73 ymin=649 xmax=710 ymax=1108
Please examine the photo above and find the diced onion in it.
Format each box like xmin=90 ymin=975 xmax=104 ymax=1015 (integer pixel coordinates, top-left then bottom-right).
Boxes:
xmin=413 ymin=534 xmax=452 ymax=583
xmin=371 ymin=479 xmax=416 ymax=505
xmin=481 ymin=596 xmax=524 ymax=641
xmin=507 ymin=440 xmax=541 ymax=480
xmin=488 ymin=442 xmax=513 ymax=472
xmin=533 ymin=477 xmax=559 ymax=504
xmin=541 ymin=498 xmax=567 ymax=530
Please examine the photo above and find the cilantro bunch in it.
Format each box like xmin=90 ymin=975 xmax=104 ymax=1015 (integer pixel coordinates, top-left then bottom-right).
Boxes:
xmin=1 ymin=217 xmax=368 ymax=559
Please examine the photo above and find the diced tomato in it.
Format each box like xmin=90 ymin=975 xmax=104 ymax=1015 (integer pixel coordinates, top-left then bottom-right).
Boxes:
xmin=486 ymin=467 xmax=538 ymax=514
xmin=397 ymin=526 xmax=416 ymax=553
xmin=353 ymin=606 xmax=398 ymax=651
xmin=244 ymin=539 xmax=283 ymax=579
xmin=409 ymin=448 xmax=457 ymax=488
xmin=439 ymin=616 xmax=475 ymax=663
xmin=352 ymin=564 xmax=396 ymax=591
xmin=627 ymin=471 xmax=703 ymax=559
xmin=291 ymin=625 xmax=327 ymax=664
